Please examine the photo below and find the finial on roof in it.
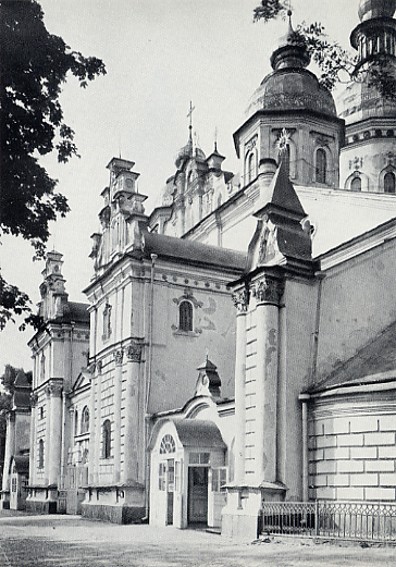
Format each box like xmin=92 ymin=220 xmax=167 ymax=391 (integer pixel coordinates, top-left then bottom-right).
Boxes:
xmin=187 ymin=100 xmax=195 ymax=145
xmin=214 ymin=126 xmax=218 ymax=153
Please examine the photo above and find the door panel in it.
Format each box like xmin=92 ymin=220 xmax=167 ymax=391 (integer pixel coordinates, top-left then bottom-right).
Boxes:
xmin=188 ymin=467 xmax=208 ymax=524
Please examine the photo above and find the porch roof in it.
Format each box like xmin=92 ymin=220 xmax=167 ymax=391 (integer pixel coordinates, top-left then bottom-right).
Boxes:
xmin=173 ymin=419 xmax=226 ymax=450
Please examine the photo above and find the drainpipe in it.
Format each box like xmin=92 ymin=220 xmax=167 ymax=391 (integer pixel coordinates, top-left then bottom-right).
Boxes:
xmin=310 ymin=273 xmax=325 ymax=386
xmin=299 ymin=393 xmax=310 ymax=502
xmin=144 ymin=253 xmax=157 ymax=519
xmin=60 ymin=391 xmax=67 ymax=489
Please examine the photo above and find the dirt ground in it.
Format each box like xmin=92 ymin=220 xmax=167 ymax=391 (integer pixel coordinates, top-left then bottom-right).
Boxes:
xmin=0 ymin=513 xmax=395 ymax=567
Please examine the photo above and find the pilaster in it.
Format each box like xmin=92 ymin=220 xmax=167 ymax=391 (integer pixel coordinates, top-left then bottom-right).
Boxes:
xmin=232 ymin=288 xmax=249 ymax=485
xmin=113 ymin=349 xmax=123 ymax=483
xmin=123 ymin=342 xmax=142 ymax=483
xmin=47 ymin=381 xmax=63 ymax=486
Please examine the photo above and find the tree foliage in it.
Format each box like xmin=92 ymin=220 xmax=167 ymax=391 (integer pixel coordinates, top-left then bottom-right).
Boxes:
xmin=0 ymin=365 xmax=32 ymax=471
xmin=0 ymin=0 xmax=106 ymax=330
xmin=253 ymin=1 xmax=396 ymax=99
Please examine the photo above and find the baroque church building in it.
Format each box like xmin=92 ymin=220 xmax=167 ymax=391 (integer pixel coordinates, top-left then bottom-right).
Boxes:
xmin=2 ymin=0 xmax=396 ymax=540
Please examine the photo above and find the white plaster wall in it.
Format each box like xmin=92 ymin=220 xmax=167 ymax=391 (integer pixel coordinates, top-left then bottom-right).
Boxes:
xmin=316 ymin=243 xmax=396 ymax=382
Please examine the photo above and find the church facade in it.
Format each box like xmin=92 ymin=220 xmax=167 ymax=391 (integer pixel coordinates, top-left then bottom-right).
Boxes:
xmin=3 ymin=0 xmax=396 ymax=540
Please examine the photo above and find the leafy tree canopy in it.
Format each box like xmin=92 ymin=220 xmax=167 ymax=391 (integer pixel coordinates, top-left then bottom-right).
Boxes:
xmin=253 ymin=1 xmax=396 ymax=97
xmin=0 ymin=0 xmax=106 ymax=330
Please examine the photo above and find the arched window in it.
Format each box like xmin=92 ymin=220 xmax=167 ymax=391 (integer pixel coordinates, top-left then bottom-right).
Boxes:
xmin=384 ymin=171 xmax=396 ymax=193
xmin=247 ymin=152 xmax=257 ymax=183
xmin=160 ymin=434 xmax=176 ymax=454
xmin=179 ymin=300 xmax=193 ymax=332
xmin=40 ymin=355 xmax=46 ymax=381
xmin=316 ymin=148 xmax=327 ymax=184
xmin=351 ymin=177 xmax=362 ymax=192
xmin=102 ymin=420 xmax=111 ymax=459
xmin=81 ymin=406 xmax=89 ymax=434
xmin=278 ymin=144 xmax=291 ymax=177
xmin=102 ymin=302 xmax=112 ymax=340
xmin=74 ymin=410 xmax=79 ymax=436
xmin=38 ymin=439 xmax=44 ymax=469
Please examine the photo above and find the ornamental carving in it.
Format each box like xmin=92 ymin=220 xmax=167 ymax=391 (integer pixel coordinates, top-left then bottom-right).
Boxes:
xmin=46 ymin=381 xmax=63 ymax=397
xmin=245 ymin=135 xmax=257 ymax=152
xmin=114 ymin=349 xmax=124 ymax=366
xmin=252 ymin=276 xmax=284 ymax=306
xmin=126 ymin=343 xmax=142 ymax=363
xmin=30 ymin=392 xmax=39 ymax=407
xmin=96 ymin=360 xmax=103 ymax=374
xmin=232 ymin=288 xmax=249 ymax=312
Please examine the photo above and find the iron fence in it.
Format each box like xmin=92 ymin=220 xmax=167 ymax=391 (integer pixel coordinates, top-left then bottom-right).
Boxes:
xmin=261 ymin=501 xmax=396 ymax=542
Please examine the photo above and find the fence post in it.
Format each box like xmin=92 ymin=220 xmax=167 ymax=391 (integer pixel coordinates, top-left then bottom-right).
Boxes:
xmin=315 ymin=500 xmax=319 ymax=536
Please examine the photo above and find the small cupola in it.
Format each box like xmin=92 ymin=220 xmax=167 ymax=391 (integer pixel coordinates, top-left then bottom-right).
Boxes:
xmin=195 ymin=355 xmax=222 ymax=399
xmin=270 ymin=10 xmax=310 ymax=71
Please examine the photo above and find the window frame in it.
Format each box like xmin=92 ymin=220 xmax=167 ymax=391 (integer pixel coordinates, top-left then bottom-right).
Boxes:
xmin=178 ymin=300 xmax=194 ymax=333
xmin=102 ymin=419 xmax=112 ymax=459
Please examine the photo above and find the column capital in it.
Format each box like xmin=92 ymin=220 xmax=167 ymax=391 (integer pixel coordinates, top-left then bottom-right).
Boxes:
xmin=114 ymin=349 xmax=124 ymax=367
xmin=30 ymin=392 xmax=39 ymax=407
xmin=46 ymin=381 xmax=63 ymax=397
xmin=252 ymin=275 xmax=284 ymax=306
xmin=126 ymin=342 xmax=142 ymax=363
xmin=232 ymin=288 xmax=249 ymax=313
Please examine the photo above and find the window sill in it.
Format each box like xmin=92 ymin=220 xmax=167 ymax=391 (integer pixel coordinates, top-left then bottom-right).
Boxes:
xmin=173 ymin=329 xmax=201 ymax=337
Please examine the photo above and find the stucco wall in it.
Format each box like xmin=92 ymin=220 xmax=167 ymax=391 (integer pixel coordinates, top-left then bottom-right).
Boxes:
xmin=316 ymin=242 xmax=396 ymax=382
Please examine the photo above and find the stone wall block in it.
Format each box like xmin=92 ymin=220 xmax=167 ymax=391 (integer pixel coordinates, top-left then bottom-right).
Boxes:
xmin=364 ymin=432 xmax=395 ymax=446
xmin=379 ymin=415 xmax=396 ymax=431
xmin=316 ymin=460 xmax=337 ymax=474
xmin=349 ymin=446 xmax=377 ymax=459
xmin=315 ymin=487 xmax=336 ymax=499
xmin=365 ymin=487 xmax=396 ymax=501
xmin=380 ymin=472 xmax=396 ymax=485
xmin=336 ymin=487 xmax=364 ymax=500
xmin=349 ymin=473 xmax=378 ymax=486
xmin=309 ymin=449 xmax=324 ymax=462
xmin=327 ymin=474 xmax=349 ymax=487
xmin=379 ymin=446 xmax=396 ymax=459
xmin=365 ymin=460 xmax=395 ymax=473
xmin=323 ymin=447 xmax=350 ymax=460
xmin=338 ymin=433 xmax=364 ymax=447
xmin=324 ymin=417 xmax=350 ymax=435
xmin=350 ymin=416 xmax=379 ymax=433
xmin=337 ymin=460 xmax=364 ymax=473
xmin=316 ymin=435 xmax=337 ymax=449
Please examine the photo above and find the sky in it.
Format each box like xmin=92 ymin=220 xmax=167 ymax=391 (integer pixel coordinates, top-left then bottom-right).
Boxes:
xmin=0 ymin=0 xmax=359 ymax=372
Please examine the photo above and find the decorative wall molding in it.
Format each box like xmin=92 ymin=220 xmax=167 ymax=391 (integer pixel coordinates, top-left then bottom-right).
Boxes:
xmin=252 ymin=275 xmax=284 ymax=306
xmin=114 ymin=349 xmax=124 ymax=366
xmin=232 ymin=288 xmax=249 ymax=312
xmin=126 ymin=343 xmax=143 ymax=363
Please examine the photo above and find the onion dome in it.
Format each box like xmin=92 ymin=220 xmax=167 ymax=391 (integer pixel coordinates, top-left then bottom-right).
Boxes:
xmin=175 ymin=138 xmax=193 ymax=169
xmin=246 ymin=11 xmax=337 ymax=119
xmin=358 ymin=0 xmax=396 ymax=22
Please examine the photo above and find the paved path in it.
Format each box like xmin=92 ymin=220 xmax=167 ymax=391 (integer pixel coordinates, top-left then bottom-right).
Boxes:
xmin=0 ymin=514 xmax=395 ymax=566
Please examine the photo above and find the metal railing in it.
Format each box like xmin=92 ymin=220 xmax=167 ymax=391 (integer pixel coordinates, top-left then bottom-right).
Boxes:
xmin=261 ymin=501 xmax=396 ymax=542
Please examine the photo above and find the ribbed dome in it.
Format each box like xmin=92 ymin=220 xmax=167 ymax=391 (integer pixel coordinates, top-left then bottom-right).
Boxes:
xmin=175 ymin=139 xmax=193 ymax=169
xmin=246 ymin=11 xmax=337 ymax=119
xmin=246 ymin=68 xmax=338 ymax=119
xmin=358 ymin=0 xmax=396 ymax=21
xmin=174 ymin=140 xmax=206 ymax=170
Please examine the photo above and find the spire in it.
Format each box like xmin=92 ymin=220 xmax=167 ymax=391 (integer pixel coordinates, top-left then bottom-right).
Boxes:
xmin=270 ymin=9 xmax=310 ymax=70
xmin=187 ymin=100 xmax=195 ymax=148
xmin=267 ymin=154 xmax=307 ymax=218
